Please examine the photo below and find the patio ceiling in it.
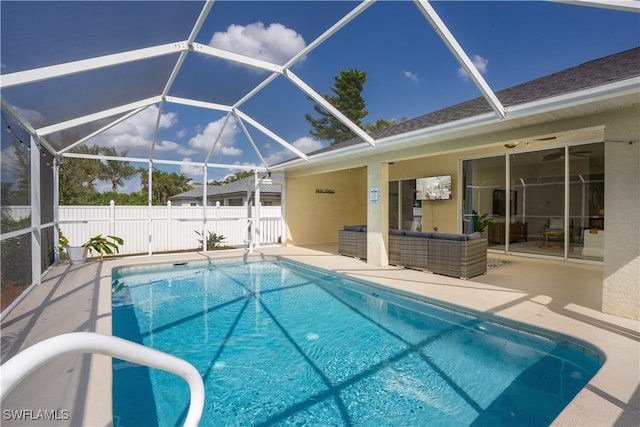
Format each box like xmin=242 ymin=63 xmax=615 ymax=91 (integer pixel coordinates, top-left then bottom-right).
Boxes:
xmin=1 ymin=0 xmax=637 ymax=175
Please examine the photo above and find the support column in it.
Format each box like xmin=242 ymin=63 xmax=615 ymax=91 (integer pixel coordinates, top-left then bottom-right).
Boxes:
xmin=30 ymin=136 xmax=41 ymax=284
xmin=147 ymin=161 xmax=153 ymax=256
xmin=53 ymin=156 xmax=60 ymax=264
xmin=202 ymin=165 xmax=207 ymax=251
xmin=603 ymin=138 xmax=640 ymax=319
xmin=367 ymin=162 xmax=389 ymax=266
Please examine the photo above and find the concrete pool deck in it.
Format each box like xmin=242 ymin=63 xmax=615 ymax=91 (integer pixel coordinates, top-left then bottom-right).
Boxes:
xmin=1 ymin=245 xmax=638 ymax=426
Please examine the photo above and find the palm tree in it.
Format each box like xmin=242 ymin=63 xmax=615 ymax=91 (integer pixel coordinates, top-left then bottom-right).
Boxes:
xmin=139 ymin=168 xmax=194 ymax=205
xmin=99 ymin=147 xmax=137 ymax=192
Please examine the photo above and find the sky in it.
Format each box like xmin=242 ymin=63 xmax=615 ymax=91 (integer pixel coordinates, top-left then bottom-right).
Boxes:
xmin=1 ymin=1 xmax=638 ymax=193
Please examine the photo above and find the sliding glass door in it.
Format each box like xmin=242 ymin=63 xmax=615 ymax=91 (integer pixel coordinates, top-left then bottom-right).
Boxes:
xmin=509 ymin=148 xmax=566 ymax=256
xmin=462 ymin=142 xmax=604 ymax=260
xmin=461 ymin=156 xmax=505 ymax=245
xmin=389 ymin=179 xmax=421 ymax=231
xmin=568 ymin=143 xmax=605 ymax=260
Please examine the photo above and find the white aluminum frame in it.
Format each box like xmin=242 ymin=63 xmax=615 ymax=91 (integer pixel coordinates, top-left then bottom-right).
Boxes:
xmin=1 ymin=332 xmax=204 ymax=427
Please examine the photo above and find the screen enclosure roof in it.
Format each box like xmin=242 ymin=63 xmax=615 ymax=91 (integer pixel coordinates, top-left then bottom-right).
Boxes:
xmin=1 ymin=0 xmax=638 ymax=180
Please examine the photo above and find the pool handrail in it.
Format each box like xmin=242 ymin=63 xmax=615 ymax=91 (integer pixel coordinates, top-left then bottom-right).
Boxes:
xmin=0 ymin=332 xmax=204 ymax=427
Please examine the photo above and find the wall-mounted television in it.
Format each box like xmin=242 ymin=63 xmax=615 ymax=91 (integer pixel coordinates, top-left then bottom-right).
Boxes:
xmin=416 ymin=175 xmax=452 ymax=200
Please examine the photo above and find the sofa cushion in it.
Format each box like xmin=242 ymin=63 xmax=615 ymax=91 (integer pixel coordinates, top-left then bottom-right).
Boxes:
xmin=389 ymin=229 xmax=405 ymax=236
xmin=431 ymin=232 xmax=467 ymax=241
xmin=467 ymin=231 xmax=482 ymax=240
xmin=404 ymin=230 xmax=432 ymax=239
xmin=343 ymin=225 xmax=364 ymax=232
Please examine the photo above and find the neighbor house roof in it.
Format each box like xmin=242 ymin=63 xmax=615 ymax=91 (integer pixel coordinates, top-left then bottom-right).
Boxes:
xmin=170 ymin=174 xmax=282 ymax=201
xmin=288 ymin=47 xmax=640 ymax=160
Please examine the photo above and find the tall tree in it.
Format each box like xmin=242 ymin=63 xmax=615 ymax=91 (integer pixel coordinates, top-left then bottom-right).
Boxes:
xmin=58 ymin=145 xmax=104 ymax=205
xmin=363 ymin=117 xmax=408 ymax=133
xmin=305 ymin=68 xmax=368 ymax=145
xmin=210 ymin=170 xmax=255 ymax=186
xmin=99 ymin=147 xmax=137 ymax=191
xmin=58 ymin=145 xmax=139 ymax=204
xmin=139 ymin=168 xmax=194 ymax=205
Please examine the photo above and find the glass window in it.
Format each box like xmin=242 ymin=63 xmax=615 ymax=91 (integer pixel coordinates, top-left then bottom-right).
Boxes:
xmin=461 ymin=156 xmax=505 ymax=245
xmin=401 ymin=180 xmax=419 ymax=231
xmin=389 ymin=179 xmax=421 ymax=231
xmin=569 ymin=143 xmax=605 ymax=260
xmin=462 ymin=142 xmax=604 ymax=260
xmin=389 ymin=181 xmax=399 ymax=229
xmin=510 ymin=148 xmax=566 ymax=255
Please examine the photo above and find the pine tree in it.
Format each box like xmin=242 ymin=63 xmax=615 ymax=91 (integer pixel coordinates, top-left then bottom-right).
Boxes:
xmin=305 ymin=68 xmax=368 ymax=145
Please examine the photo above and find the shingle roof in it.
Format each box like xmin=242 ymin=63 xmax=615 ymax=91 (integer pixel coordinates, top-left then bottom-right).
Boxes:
xmin=303 ymin=47 xmax=640 ymax=157
xmin=170 ymin=173 xmax=282 ymax=201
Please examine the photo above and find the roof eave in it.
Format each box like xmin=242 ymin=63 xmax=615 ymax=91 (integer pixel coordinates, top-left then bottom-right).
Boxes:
xmin=275 ymin=76 xmax=640 ymax=173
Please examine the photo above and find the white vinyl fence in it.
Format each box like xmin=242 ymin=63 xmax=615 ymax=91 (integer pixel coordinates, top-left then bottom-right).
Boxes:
xmin=58 ymin=202 xmax=283 ymax=256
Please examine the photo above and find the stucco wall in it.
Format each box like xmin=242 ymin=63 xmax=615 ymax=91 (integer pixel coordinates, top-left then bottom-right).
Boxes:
xmin=283 ymin=105 xmax=639 ymax=319
xmin=389 ymin=153 xmax=460 ymax=233
xmin=602 ymin=108 xmax=640 ymax=319
xmin=285 ymin=168 xmax=367 ymax=246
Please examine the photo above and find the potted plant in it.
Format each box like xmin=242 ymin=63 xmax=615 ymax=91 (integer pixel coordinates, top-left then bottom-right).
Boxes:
xmin=59 ymin=230 xmax=85 ymax=264
xmin=84 ymin=234 xmax=124 ymax=261
xmin=59 ymin=230 xmax=124 ymax=264
xmin=472 ymin=210 xmax=494 ymax=233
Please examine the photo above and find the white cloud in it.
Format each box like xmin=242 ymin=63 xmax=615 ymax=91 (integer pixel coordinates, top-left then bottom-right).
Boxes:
xmin=291 ymin=136 xmax=325 ymax=154
xmin=154 ymin=139 xmax=196 ymax=156
xmin=94 ymin=106 xmax=177 ymax=156
xmin=94 ymin=176 xmax=141 ymax=194
xmin=457 ymin=54 xmax=489 ymax=81
xmin=264 ymin=136 xmax=325 ymax=165
xmin=188 ymin=116 xmax=242 ymax=157
xmin=180 ymin=158 xmax=204 ymax=178
xmin=0 ymin=144 xmax=22 ymax=177
xmin=15 ymin=106 xmax=46 ymax=128
xmin=209 ymin=22 xmax=306 ymax=65
xmin=402 ymin=70 xmax=420 ymax=84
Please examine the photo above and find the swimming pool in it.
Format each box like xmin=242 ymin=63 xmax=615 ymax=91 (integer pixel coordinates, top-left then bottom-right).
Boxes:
xmin=112 ymin=256 xmax=602 ymax=426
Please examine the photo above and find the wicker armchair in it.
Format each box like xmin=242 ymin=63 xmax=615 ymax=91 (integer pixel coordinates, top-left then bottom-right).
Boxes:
xmin=388 ymin=230 xmax=488 ymax=279
xmin=338 ymin=226 xmax=367 ymax=259
xmin=427 ymin=237 xmax=488 ymax=279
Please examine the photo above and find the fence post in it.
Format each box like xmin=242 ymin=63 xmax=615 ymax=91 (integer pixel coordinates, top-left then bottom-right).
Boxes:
xmin=110 ymin=200 xmax=115 ymax=236
xmin=167 ymin=200 xmax=172 ymax=253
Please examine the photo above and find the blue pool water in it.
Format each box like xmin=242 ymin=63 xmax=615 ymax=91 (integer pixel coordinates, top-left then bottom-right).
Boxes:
xmin=112 ymin=257 xmax=602 ymax=426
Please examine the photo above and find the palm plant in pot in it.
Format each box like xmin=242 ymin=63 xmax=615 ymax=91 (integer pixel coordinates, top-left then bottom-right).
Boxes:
xmin=472 ymin=210 xmax=494 ymax=234
xmin=59 ymin=230 xmax=124 ymax=264
xmin=84 ymin=234 xmax=124 ymax=261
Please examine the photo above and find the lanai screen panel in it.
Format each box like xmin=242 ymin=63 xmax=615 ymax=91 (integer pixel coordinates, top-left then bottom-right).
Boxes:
xmin=0 ymin=1 xmax=202 ymax=154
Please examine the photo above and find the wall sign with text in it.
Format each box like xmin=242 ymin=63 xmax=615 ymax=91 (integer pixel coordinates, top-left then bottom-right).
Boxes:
xmin=369 ymin=187 xmax=379 ymax=204
xmin=315 ymin=188 xmax=335 ymax=194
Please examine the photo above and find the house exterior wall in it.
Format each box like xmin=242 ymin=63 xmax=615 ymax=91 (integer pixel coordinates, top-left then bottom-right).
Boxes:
xmin=388 ymin=153 xmax=460 ymax=233
xmin=283 ymin=105 xmax=640 ymax=319
xmin=285 ymin=168 xmax=367 ymax=246
xmin=173 ymin=194 xmax=281 ymax=207
xmin=602 ymin=107 xmax=640 ymax=320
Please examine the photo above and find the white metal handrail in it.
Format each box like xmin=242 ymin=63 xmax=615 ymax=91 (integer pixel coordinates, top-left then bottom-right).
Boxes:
xmin=1 ymin=332 xmax=204 ymax=427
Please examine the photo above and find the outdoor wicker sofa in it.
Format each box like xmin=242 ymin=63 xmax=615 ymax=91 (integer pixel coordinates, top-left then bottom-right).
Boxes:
xmin=338 ymin=225 xmax=368 ymax=260
xmin=339 ymin=226 xmax=488 ymax=279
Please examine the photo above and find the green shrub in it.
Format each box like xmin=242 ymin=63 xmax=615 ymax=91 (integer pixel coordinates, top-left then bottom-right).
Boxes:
xmin=195 ymin=231 xmax=226 ymax=250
